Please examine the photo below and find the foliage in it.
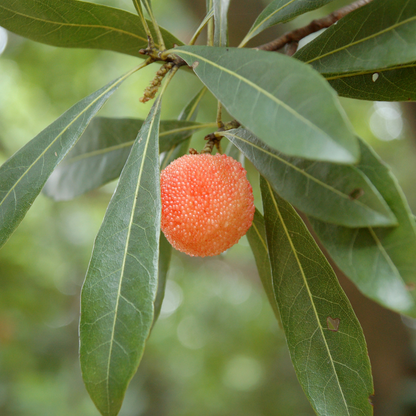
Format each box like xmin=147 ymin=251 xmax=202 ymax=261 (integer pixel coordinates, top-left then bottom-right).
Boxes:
xmin=1 ymin=0 xmax=416 ymax=415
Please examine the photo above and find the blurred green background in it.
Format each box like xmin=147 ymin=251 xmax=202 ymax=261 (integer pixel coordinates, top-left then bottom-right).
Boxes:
xmin=1 ymin=1 xmax=416 ymax=415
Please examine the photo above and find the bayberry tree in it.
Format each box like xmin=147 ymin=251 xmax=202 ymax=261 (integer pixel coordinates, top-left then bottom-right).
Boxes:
xmin=1 ymin=0 xmax=416 ymax=415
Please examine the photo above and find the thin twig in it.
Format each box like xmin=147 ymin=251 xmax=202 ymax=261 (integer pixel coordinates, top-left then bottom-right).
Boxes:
xmin=257 ymin=0 xmax=373 ymax=52
xmin=132 ymin=0 xmax=152 ymax=39
xmin=207 ymin=0 xmax=214 ymax=46
xmin=216 ymin=102 xmax=224 ymax=129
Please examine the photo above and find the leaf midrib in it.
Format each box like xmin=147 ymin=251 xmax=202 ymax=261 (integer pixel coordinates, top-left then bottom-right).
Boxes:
xmin=306 ymin=15 xmax=416 ymax=65
xmin=225 ymin=131 xmax=381 ymax=215
xmin=105 ymin=97 xmax=160 ymax=414
xmin=267 ymin=181 xmax=349 ymax=414
xmin=0 ymin=68 xmax=137 ymax=210
xmin=324 ymin=62 xmax=416 ymax=80
xmin=0 ymin=4 xmax=148 ymax=44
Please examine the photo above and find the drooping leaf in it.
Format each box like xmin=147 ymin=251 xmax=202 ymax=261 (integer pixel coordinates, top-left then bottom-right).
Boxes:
xmin=80 ymin=94 xmax=162 ymax=416
xmin=326 ymin=63 xmax=416 ymax=101
xmin=174 ymin=46 xmax=359 ymax=164
xmin=0 ymin=0 xmax=182 ymax=58
xmin=221 ymin=127 xmax=396 ymax=227
xmin=261 ymin=177 xmax=373 ymax=416
xmin=43 ymin=118 xmax=210 ymax=201
xmin=214 ymin=0 xmax=230 ymax=47
xmin=310 ymin=139 xmax=416 ymax=317
xmin=295 ymin=0 xmax=416 ymax=75
xmin=0 ymin=68 xmax=137 ymax=249
xmin=246 ymin=209 xmax=281 ymax=323
xmin=241 ymin=0 xmax=335 ymax=46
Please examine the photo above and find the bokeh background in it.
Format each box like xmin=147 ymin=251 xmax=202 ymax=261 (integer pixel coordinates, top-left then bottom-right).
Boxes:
xmin=1 ymin=0 xmax=416 ymax=415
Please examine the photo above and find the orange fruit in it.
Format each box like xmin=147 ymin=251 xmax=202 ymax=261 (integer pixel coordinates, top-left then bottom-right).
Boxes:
xmin=160 ymin=154 xmax=255 ymax=257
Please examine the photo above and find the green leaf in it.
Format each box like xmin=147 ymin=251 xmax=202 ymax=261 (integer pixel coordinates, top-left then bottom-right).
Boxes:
xmin=0 ymin=69 xmax=136 ymax=249
xmin=0 ymin=0 xmax=182 ymax=58
xmin=214 ymin=0 xmax=230 ymax=47
xmin=294 ymin=0 xmax=416 ymax=75
xmin=241 ymin=0 xmax=335 ymax=46
xmin=221 ymin=127 xmax=396 ymax=227
xmin=246 ymin=209 xmax=281 ymax=323
xmin=174 ymin=46 xmax=359 ymax=164
xmin=80 ymin=95 xmax=162 ymax=416
xmin=310 ymin=139 xmax=416 ymax=316
xmin=326 ymin=63 xmax=416 ymax=101
xmin=261 ymin=177 xmax=373 ymax=416
xmin=43 ymin=118 xmax=210 ymax=201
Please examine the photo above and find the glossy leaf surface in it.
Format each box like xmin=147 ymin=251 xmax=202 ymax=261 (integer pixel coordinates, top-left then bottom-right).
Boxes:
xmin=214 ymin=0 xmax=230 ymax=46
xmin=326 ymin=63 xmax=416 ymax=101
xmin=310 ymin=139 xmax=416 ymax=316
xmin=43 ymin=118 xmax=208 ymax=200
xmin=261 ymin=177 xmax=373 ymax=416
xmin=222 ymin=128 xmax=396 ymax=227
xmin=0 ymin=71 xmax=133 ymax=249
xmin=242 ymin=0 xmax=334 ymax=45
xmin=174 ymin=46 xmax=359 ymax=163
xmin=246 ymin=209 xmax=280 ymax=322
xmin=295 ymin=0 xmax=416 ymax=75
xmin=80 ymin=97 xmax=162 ymax=416
xmin=0 ymin=0 xmax=182 ymax=58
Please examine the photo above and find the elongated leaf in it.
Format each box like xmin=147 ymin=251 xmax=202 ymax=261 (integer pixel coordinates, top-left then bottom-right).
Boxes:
xmin=80 ymin=95 xmax=162 ymax=416
xmin=174 ymin=46 xmax=359 ymax=164
xmin=0 ymin=0 xmax=182 ymax=58
xmin=241 ymin=0 xmax=334 ymax=46
xmin=246 ymin=209 xmax=281 ymax=322
xmin=43 ymin=118 xmax=209 ymax=200
xmin=326 ymin=63 xmax=416 ymax=101
xmin=0 ymin=69 xmax=136 ymax=249
xmin=222 ymin=127 xmax=396 ymax=227
xmin=214 ymin=0 xmax=230 ymax=47
xmin=261 ymin=177 xmax=373 ymax=416
xmin=295 ymin=0 xmax=416 ymax=75
xmin=310 ymin=139 xmax=416 ymax=316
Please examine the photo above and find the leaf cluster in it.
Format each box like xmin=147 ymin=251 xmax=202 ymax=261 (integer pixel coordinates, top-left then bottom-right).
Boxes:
xmin=1 ymin=0 xmax=416 ymax=415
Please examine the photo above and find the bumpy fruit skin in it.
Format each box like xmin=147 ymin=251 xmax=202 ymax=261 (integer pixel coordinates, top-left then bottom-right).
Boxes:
xmin=160 ymin=154 xmax=255 ymax=257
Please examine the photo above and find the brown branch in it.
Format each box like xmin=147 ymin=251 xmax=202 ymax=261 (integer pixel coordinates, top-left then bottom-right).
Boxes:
xmin=257 ymin=0 xmax=373 ymax=52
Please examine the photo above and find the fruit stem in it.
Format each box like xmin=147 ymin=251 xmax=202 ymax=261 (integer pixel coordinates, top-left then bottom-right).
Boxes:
xmin=201 ymin=120 xmax=240 ymax=154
